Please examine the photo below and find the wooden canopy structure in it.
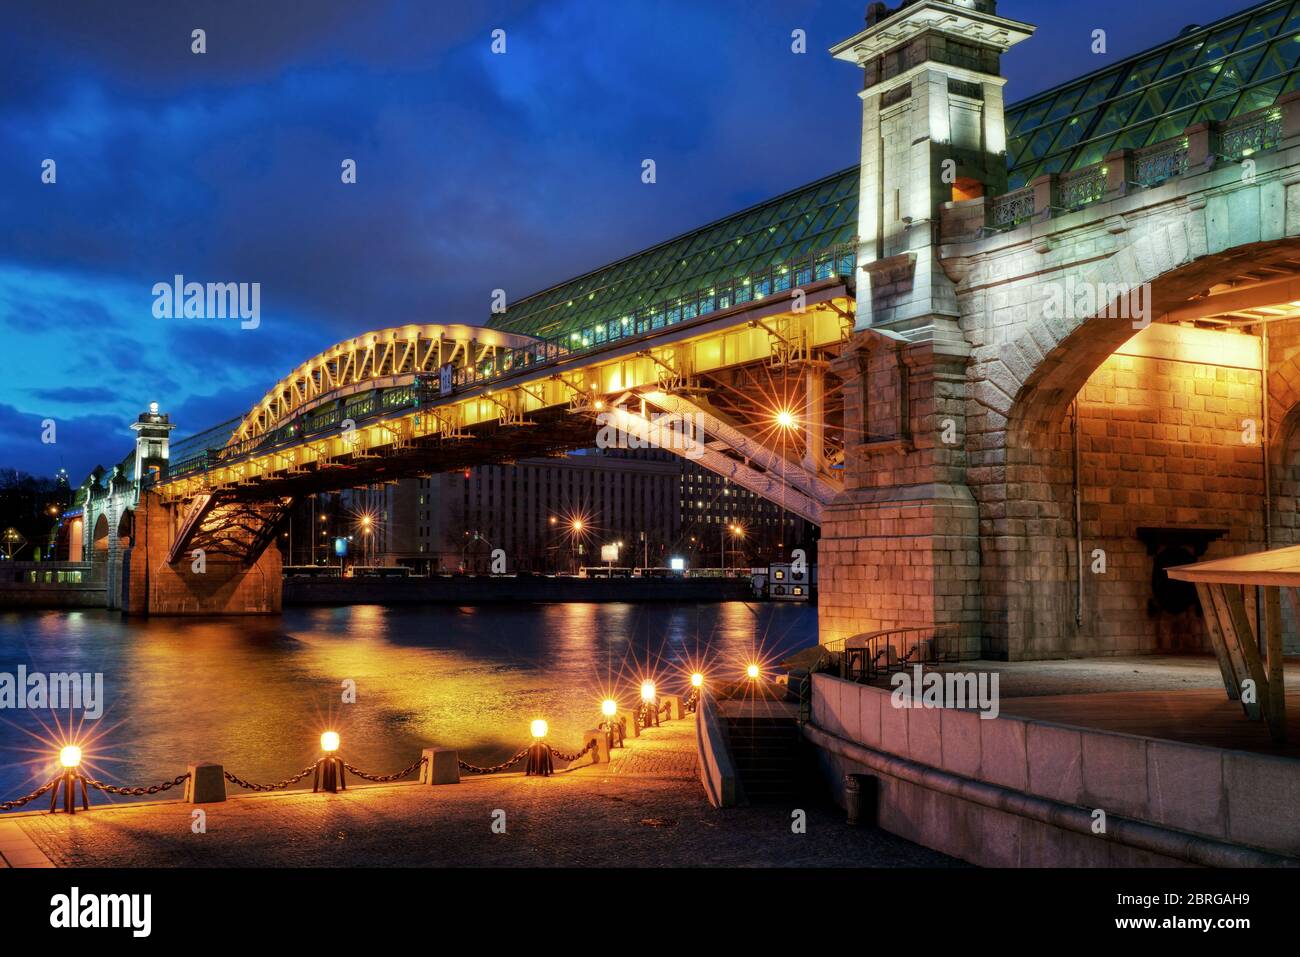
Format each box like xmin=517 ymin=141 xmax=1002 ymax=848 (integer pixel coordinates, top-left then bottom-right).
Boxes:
xmin=1168 ymin=545 xmax=1297 ymax=744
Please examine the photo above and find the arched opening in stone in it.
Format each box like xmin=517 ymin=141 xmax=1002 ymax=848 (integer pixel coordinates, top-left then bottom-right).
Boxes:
xmin=117 ymin=509 xmax=134 ymax=549
xmin=92 ymin=513 xmax=110 ymax=556
xmin=56 ymin=516 xmax=84 ymax=561
xmin=975 ymin=238 xmax=1300 ymax=660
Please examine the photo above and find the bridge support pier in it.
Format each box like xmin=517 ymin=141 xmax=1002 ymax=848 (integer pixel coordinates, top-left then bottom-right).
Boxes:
xmin=819 ymin=331 xmax=982 ymax=657
xmin=126 ymin=489 xmax=283 ymax=615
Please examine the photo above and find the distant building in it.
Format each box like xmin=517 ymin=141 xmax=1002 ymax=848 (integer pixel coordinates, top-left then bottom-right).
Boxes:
xmin=277 ymin=449 xmax=814 ymax=574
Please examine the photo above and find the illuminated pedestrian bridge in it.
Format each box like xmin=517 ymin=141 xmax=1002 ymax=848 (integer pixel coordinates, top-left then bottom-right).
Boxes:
xmin=62 ymin=0 xmax=1300 ymax=676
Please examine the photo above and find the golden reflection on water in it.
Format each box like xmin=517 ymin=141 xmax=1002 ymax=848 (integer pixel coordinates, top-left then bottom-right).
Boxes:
xmin=0 ymin=602 xmax=815 ymax=802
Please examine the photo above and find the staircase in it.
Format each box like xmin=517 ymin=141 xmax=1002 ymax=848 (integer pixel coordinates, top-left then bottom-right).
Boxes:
xmin=723 ymin=714 xmax=803 ymax=803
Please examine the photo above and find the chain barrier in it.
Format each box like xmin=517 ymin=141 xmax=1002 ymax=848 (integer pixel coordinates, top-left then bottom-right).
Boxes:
xmin=1 ymin=698 xmax=697 ymax=810
xmin=458 ymin=746 xmax=530 ymax=775
xmin=82 ymin=773 xmax=190 ymax=797
xmin=0 ymin=779 xmax=57 ymax=811
xmin=547 ymin=740 xmax=596 ymax=763
xmin=342 ymin=756 xmax=427 ymax=783
xmin=223 ymin=765 xmax=317 ymax=792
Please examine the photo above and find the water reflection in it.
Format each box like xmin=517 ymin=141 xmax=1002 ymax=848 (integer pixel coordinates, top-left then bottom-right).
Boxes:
xmin=0 ymin=602 xmax=815 ymax=805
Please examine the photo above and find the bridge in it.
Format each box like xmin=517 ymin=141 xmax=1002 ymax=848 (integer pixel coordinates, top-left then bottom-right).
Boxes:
xmin=63 ymin=0 xmax=1300 ymax=665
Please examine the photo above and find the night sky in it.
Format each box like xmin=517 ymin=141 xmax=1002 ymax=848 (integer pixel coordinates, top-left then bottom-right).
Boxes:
xmin=0 ymin=0 xmax=1258 ymax=480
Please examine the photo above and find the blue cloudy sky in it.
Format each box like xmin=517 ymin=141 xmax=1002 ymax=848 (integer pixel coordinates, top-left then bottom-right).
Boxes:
xmin=0 ymin=0 xmax=1254 ymax=479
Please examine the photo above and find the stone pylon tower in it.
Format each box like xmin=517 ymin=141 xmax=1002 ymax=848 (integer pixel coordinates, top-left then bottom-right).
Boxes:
xmin=818 ymin=1 xmax=1034 ymax=655
xmin=130 ymin=401 xmax=177 ymax=484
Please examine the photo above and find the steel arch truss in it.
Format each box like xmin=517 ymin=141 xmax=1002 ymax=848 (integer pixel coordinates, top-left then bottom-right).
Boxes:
xmin=166 ymin=493 xmax=296 ymax=567
xmin=233 ymin=324 xmax=541 ymax=442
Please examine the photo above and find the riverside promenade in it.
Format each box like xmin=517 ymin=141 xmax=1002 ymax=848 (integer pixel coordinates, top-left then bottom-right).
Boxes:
xmin=0 ymin=715 xmax=958 ymax=868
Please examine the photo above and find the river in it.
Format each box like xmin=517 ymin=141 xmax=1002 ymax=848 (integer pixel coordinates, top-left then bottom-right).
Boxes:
xmin=0 ymin=601 xmax=816 ymax=806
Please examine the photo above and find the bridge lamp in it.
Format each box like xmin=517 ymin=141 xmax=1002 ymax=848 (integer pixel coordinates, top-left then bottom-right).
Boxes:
xmin=320 ymin=731 xmax=340 ymax=753
xmin=640 ymin=681 xmax=656 ymax=703
xmin=691 ymin=672 xmax=704 ymax=688
xmin=601 ymin=699 xmax=618 ymax=718
xmin=775 ymin=409 xmax=796 ymax=430
xmin=530 ymin=719 xmax=549 ymax=740
xmin=746 ymin=663 xmax=760 ymax=680
xmin=59 ymin=745 xmax=82 ymax=768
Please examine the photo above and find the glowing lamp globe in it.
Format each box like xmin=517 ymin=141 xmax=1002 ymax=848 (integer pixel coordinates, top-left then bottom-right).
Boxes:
xmin=601 ymin=699 xmax=618 ymax=718
xmin=776 ymin=409 xmax=795 ymax=429
xmin=640 ymin=681 xmax=656 ymax=703
xmin=59 ymin=745 xmax=82 ymax=768
xmin=691 ymin=672 xmax=704 ymax=688
xmin=746 ymin=663 xmax=760 ymax=680
xmin=530 ymin=719 xmax=549 ymax=739
xmin=320 ymin=731 xmax=340 ymax=753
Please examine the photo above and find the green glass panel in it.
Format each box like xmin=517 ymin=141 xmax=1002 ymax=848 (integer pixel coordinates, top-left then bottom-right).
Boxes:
xmin=1043 ymin=85 xmax=1085 ymax=123
xmin=1157 ymin=37 xmax=1207 ymax=79
xmin=1147 ymin=108 xmax=1195 ymax=143
xmin=1283 ymin=0 xmax=1300 ymax=35
xmin=1192 ymin=93 xmax=1243 ymax=124
xmin=1233 ymin=77 xmax=1286 ymax=113
xmin=1009 ymin=98 xmax=1052 ymax=136
xmin=1021 ymin=125 xmax=1060 ymax=163
xmin=1111 ymin=121 xmax=1157 ymax=151
xmin=1117 ymin=53 xmax=1169 ymax=94
xmin=1253 ymin=34 xmax=1300 ymax=83
xmin=1048 ymin=110 xmax=1097 ymax=152
xmin=1072 ymin=135 xmax=1117 ymax=169
xmin=1196 ymin=24 xmax=1246 ymax=64
xmin=1036 ymin=153 xmax=1072 ymax=177
xmin=1093 ymin=93 xmax=1142 ymax=136
xmin=1237 ymin=6 xmax=1288 ymax=51
xmin=1076 ymin=72 xmax=1120 ymax=112
xmin=1167 ymin=67 xmax=1219 ymax=111
xmin=1208 ymin=48 xmax=1266 ymax=96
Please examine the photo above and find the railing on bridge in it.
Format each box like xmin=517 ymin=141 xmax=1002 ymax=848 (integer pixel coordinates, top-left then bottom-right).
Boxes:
xmin=985 ymin=102 xmax=1290 ymax=233
xmin=161 ymin=241 xmax=858 ymax=483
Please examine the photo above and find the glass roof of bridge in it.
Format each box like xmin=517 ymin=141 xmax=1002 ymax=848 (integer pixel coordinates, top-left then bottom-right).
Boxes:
xmin=1005 ymin=0 xmax=1300 ymax=189
xmin=171 ymin=416 xmax=241 ymax=464
xmin=488 ymin=1 xmax=1300 ymax=341
xmin=486 ymin=166 xmax=858 ymax=342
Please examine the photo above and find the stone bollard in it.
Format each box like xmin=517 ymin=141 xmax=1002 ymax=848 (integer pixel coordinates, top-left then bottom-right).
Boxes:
xmin=420 ymin=748 xmax=460 ymax=785
xmin=185 ymin=762 xmax=226 ymax=803
xmin=619 ymin=709 xmax=640 ymax=738
xmin=582 ymin=729 xmax=610 ymax=764
xmin=661 ymin=694 xmax=683 ymax=720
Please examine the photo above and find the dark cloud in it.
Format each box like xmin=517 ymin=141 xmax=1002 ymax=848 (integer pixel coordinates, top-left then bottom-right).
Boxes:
xmin=0 ymin=0 xmax=1260 ymax=479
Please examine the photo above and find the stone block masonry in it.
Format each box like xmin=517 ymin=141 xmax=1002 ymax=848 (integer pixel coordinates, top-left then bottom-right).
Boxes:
xmin=126 ymin=490 xmax=282 ymax=615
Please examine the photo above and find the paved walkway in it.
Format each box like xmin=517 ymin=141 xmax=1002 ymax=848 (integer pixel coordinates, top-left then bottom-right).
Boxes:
xmin=1 ymin=715 xmax=960 ymax=868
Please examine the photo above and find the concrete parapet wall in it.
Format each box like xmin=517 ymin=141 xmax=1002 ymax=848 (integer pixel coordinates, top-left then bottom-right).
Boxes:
xmin=696 ymin=692 xmax=741 ymax=808
xmin=809 ymin=672 xmax=1300 ymax=866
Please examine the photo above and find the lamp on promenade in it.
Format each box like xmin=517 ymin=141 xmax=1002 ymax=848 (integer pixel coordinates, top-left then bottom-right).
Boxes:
xmin=526 ymin=720 xmax=553 ymax=777
xmin=640 ymin=680 xmax=659 ymax=729
xmin=313 ymin=731 xmax=347 ymax=793
xmin=50 ymin=745 xmax=90 ymax=814
xmin=687 ymin=672 xmax=704 ymax=712
xmin=600 ymin=698 xmax=623 ymax=750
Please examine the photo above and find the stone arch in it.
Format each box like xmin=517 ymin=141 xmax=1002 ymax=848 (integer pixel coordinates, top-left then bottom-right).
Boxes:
xmin=969 ymin=232 xmax=1300 ymax=660
xmin=116 ymin=509 xmax=134 ymax=548
xmin=92 ymin=512 xmax=110 ymax=555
